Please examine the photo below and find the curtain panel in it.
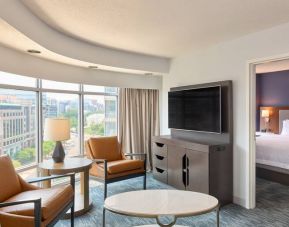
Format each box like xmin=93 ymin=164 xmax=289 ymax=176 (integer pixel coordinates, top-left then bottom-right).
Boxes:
xmin=119 ymin=88 xmax=160 ymax=170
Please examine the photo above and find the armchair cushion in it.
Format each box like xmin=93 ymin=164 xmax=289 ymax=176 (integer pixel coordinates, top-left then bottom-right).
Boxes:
xmin=87 ymin=136 xmax=122 ymax=161
xmin=99 ymin=159 xmax=144 ymax=174
xmin=0 ymin=156 xmax=22 ymax=202
xmin=90 ymin=164 xmax=144 ymax=179
xmin=0 ymin=184 xmax=73 ymax=220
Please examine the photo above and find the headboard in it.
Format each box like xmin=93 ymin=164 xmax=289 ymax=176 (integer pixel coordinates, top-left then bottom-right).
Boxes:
xmin=279 ymin=110 xmax=289 ymax=134
xmin=260 ymin=106 xmax=289 ymax=134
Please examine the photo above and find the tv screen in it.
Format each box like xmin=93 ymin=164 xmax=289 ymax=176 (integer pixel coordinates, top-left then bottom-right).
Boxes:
xmin=168 ymin=86 xmax=221 ymax=133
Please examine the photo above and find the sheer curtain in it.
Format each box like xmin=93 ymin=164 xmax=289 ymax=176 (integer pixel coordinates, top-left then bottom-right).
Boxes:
xmin=119 ymin=88 xmax=160 ymax=170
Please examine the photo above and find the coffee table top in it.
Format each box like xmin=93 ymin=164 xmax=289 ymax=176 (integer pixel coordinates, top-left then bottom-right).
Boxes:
xmin=104 ymin=190 xmax=218 ymax=218
xmin=39 ymin=157 xmax=92 ymax=171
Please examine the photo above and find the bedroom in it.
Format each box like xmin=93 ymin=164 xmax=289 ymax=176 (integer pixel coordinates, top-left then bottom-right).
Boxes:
xmin=255 ymin=59 xmax=289 ymax=200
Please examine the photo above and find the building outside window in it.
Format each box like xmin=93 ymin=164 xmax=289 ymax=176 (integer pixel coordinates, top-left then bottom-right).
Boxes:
xmin=0 ymin=89 xmax=37 ymax=168
xmin=0 ymin=71 xmax=118 ymax=179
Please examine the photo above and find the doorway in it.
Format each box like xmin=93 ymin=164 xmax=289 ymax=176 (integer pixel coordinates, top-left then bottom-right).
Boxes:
xmin=248 ymin=56 xmax=289 ymax=209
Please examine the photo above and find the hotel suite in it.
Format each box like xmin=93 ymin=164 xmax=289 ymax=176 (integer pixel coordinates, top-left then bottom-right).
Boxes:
xmin=1 ymin=1 xmax=289 ymax=227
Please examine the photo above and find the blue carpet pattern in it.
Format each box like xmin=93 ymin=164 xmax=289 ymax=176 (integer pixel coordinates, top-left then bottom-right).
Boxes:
xmin=57 ymin=175 xmax=289 ymax=227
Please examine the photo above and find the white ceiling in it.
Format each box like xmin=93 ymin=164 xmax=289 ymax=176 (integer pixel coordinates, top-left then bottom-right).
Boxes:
xmin=21 ymin=0 xmax=289 ymax=58
xmin=0 ymin=18 xmax=157 ymax=75
xmin=256 ymin=59 xmax=289 ymax=74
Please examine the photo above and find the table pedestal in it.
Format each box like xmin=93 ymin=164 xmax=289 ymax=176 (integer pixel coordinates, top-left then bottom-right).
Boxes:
xmin=39 ymin=158 xmax=93 ymax=218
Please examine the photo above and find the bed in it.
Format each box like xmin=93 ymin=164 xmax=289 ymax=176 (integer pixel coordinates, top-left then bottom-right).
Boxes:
xmin=256 ymin=109 xmax=289 ymax=185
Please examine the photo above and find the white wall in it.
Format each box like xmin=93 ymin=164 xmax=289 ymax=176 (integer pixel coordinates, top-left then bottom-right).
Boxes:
xmin=0 ymin=44 xmax=162 ymax=89
xmin=161 ymin=21 xmax=289 ymax=208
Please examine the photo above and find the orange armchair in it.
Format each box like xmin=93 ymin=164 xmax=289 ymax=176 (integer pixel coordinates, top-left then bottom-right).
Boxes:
xmin=0 ymin=155 xmax=75 ymax=227
xmin=85 ymin=136 xmax=146 ymax=199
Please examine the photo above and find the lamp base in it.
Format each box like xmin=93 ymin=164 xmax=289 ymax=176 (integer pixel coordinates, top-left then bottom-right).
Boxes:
xmin=52 ymin=141 xmax=65 ymax=163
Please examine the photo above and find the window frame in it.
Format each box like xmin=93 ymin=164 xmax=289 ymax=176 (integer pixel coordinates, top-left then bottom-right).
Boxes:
xmin=0 ymin=78 xmax=118 ymax=175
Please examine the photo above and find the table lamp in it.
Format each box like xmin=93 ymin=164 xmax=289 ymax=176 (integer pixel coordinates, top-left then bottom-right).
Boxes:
xmin=44 ymin=118 xmax=70 ymax=163
xmin=261 ymin=109 xmax=270 ymax=132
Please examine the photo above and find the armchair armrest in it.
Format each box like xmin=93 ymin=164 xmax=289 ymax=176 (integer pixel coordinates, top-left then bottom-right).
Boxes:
xmin=124 ymin=153 xmax=147 ymax=171
xmin=0 ymin=198 xmax=41 ymax=227
xmin=92 ymin=159 xmax=108 ymax=179
xmin=27 ymin=173 xmax=75 ymax=191
xmin=92 ymin=158 xmax=107 ymax=164
xmin=124 ymin=153 xmax=147 ymax=158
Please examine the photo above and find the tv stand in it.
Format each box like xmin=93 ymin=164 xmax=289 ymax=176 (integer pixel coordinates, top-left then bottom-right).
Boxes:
xmin=152 ymin=135 xmax=232 ymax=205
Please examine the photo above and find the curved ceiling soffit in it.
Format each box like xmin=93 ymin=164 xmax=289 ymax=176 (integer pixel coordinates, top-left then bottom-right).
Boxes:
xmin=0 ymin=0 xmax=170 ymax=73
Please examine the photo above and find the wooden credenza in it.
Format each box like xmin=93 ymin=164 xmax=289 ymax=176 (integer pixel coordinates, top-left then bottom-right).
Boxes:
xmin=152 ymin=135 xmax=233 ymax=205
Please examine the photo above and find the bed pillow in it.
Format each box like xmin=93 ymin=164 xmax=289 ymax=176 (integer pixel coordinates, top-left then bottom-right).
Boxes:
xmin=281 ymin=120 xmax=289 ymax=135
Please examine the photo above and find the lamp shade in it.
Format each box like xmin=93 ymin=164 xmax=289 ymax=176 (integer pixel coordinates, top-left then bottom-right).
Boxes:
xmin=261 ymin=110 xmax=270 ymax=118
xmin=44 ymin=118 xmax=70 ymax=141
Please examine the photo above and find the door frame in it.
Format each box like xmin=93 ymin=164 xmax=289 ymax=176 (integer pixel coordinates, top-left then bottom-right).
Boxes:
xmin=247 ymin=53 xmax=289 ymax=209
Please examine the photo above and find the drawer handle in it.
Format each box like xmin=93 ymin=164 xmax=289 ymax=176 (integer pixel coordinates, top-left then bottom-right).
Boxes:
xmin=155 ymin=155 xmax=164 ymax=160
xmin=155 ymin=167 xmax=165 ymax=173
xmin=155 ymin=142 xmax=164 ymax=147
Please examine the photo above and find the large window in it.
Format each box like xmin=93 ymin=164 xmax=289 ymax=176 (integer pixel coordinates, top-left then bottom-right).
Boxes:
xmin=42 ymin=93 xmax=80 ymax=159
xmin=0 ymin=73 xmax=118 ymax=178
xmin=84 ymin=95 xmax=117 ymax=140
xmin=0 ymin=89 xmax=37 ymax=168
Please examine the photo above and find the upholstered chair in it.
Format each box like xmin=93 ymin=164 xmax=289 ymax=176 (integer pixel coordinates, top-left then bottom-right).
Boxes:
xmin=85 ymin=136 xmax=146 ymax=199
xmin=0 ymin=155 xmax=75 ymax=227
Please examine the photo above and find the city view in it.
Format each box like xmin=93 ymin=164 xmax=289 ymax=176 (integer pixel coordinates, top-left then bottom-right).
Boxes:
xmin=0 ymin=87 xmax=117 ymax=169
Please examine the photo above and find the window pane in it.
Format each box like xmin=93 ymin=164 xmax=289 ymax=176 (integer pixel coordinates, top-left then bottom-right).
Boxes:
xmin=18 ymin=167 xmax=38 ymax=180
xmin=0 ymin=89 xmax=37 ymax=168
xmin=83 ymin=85 xmax=117 ymax=94
xmin=42 ymin=93 xmax=79 ymax=159
xmin=84 ymin=95 xmax=117 ymax=141
xmin=42 ymin=80 xmax=79 ymax=91
xmin=0 ymin=71 xmax=36 ymax=87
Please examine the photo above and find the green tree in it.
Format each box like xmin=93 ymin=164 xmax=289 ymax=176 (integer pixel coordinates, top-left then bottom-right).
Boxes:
xmin=43 ymin=141 xmax=55 ymax=157
xmin=85 ymin=123 xmax=104 ymax=136
xmin=15 ymin=147 xmax=35 ymax=165
xmin=12 ymin=159 xmax=21 ymax=168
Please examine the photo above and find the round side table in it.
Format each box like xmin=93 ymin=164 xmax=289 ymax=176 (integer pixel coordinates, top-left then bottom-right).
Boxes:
xmin=38 ymin=157 xmax=93 ymax=217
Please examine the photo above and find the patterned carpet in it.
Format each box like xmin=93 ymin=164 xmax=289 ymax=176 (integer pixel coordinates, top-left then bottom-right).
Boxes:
xmin=57 ymin=174 xmax=289 ymax=227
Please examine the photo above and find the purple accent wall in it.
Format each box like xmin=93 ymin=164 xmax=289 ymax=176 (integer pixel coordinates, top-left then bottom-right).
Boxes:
xmin=256 ymin=70 xmax=289 ymax=130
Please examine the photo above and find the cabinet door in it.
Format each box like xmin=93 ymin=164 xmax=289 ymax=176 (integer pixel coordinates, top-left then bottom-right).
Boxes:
xmin=186 ymin=149 xmax=209 ymax=193
xmin=167 ymin=145 xmax=186 ymax=190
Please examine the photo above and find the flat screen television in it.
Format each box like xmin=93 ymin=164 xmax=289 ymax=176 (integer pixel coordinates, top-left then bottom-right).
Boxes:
xmin=168 ymin=86 xmax=222 ymax=133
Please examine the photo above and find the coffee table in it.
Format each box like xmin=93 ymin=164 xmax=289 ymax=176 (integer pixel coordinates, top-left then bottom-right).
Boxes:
xmin=103 ymin=190 xmax=220 ymax=227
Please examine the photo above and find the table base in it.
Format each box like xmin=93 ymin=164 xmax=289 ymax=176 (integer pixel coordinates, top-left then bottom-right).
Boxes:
xmin=63 ymin=192 xmax=93 ymax=218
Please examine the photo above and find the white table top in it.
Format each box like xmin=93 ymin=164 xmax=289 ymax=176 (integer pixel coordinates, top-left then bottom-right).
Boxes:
xmin=104 ymin=189 xmax=218 ymax=218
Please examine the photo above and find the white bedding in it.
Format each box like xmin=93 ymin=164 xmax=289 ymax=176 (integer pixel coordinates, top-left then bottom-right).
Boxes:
xmin=256 ymin=133 xmax=289 ymax=169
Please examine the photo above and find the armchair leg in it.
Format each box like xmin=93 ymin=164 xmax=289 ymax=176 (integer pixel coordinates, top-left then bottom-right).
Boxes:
xmin=143 ymin=173 xmax=147 ymax=190
xmin=71 ymin=202 xmax=74 ymax=227
xmin=102 ymin=208 xmax=106 ymax=227
xmin=104 ymin=182 xmax=107 ymax=199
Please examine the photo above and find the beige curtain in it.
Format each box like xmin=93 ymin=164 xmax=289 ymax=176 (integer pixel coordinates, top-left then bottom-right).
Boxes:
xmin=119 ymin=88 xmax=160 ymax=170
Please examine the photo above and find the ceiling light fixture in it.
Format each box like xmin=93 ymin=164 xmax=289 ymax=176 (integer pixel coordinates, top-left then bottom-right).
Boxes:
xmin=27 ymin=49 xmax=41 ymax=54
xmin=88 ymin=66 xmax=99 ymax=69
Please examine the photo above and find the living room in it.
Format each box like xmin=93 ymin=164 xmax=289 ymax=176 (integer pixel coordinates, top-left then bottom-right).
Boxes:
xmin=1 ymin=1 xmax=289 ymax=227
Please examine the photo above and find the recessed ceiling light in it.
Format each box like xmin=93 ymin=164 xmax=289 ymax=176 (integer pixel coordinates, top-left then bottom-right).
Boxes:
xmin=27 ymin=49 xmax=41 ymax=54
xmin=88 ymin=66 xmax=99 ymax=69
xmin=144 ymin=72 xmax=153 ymax=76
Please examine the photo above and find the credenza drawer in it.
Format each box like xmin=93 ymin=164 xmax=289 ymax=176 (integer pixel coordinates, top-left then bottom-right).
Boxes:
xmin=153 ymin=167 xmax=167 ymax=183
xmin=153 ymin=142 xmax=167 ymax=157
xmin=153 ymin=154 xmax=167 ymax=170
